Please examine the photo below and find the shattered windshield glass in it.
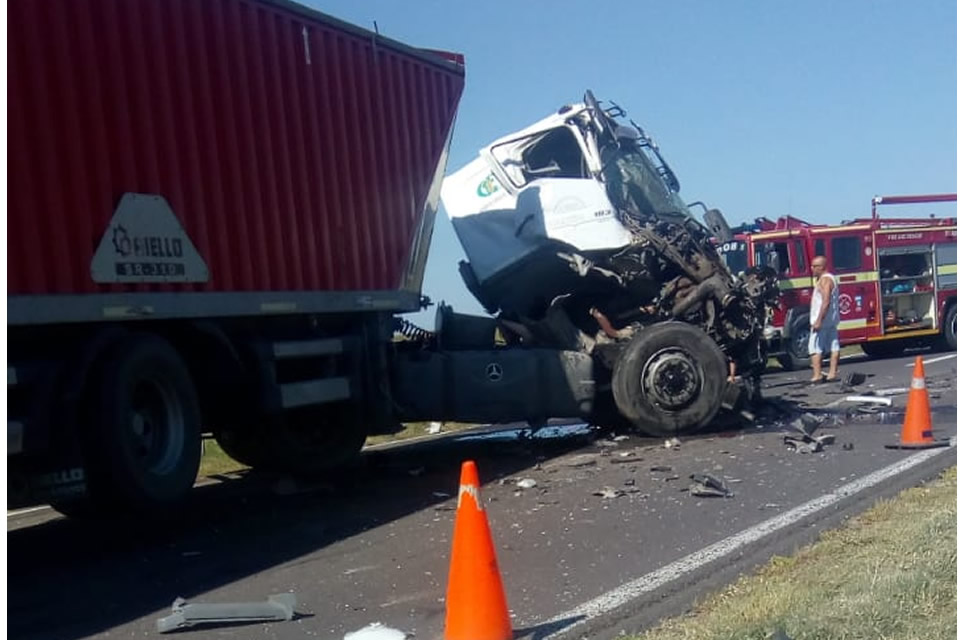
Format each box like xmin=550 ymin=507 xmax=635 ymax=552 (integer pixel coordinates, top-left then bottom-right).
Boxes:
xmin=603 ymin=141 xmax=699 ymax=227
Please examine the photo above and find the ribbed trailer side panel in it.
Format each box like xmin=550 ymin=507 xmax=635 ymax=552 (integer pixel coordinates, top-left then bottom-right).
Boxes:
xmin=8 ymin=0 xmax=464 ymax=298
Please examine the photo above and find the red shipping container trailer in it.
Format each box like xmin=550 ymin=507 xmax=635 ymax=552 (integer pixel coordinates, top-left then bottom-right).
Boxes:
xmin=8 ymin=0 xmax=465 ymax=511
xmin=9 ymin=0 xmax=465 ymax=324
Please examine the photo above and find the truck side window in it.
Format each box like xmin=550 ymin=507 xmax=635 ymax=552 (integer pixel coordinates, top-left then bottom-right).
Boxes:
xmin=831 ymin=236 xmax=861 ymax=271
xmin=520 ymin=128 xmax=585 ymax=182
xmin=792 ymin=240 xmax=807 ymax=273
xmin=814 ymin=239 xmax=825 ymax=258
xmin=757 ymin=242 xmax=790 ymax=274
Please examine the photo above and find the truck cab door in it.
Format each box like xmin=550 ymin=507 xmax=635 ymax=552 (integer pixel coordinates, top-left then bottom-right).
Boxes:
xmin=819 ymin=233 xmax=874 ymax=342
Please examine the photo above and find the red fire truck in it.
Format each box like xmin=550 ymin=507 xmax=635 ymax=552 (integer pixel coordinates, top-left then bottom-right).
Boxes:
xmin=732 ymin=194 xmax=957 ymax=370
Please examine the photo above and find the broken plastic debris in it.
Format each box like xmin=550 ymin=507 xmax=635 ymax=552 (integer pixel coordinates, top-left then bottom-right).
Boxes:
xmin=156 ymin=593 xmax=296 ymax=633
xmin=516 ymin=478 xmax=538 ymax=489
xmin=688 ymin=473 xmax=732 ymax=497
xmin=841 ymin=372 xmax=867 ymax=388
xmin=427 ymin=422 xmax=443 ymax=435
xmin=344 ymin=622 xmax=410 ymax=640
xmin=593 ymin=486 xmax=624 ymax=499
xmin=664 ymin=437 xmax=682 ymax=449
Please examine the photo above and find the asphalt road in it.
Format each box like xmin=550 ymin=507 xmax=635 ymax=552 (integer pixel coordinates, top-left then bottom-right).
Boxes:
xmin=8 ymin=351 xmax=957 ymax=640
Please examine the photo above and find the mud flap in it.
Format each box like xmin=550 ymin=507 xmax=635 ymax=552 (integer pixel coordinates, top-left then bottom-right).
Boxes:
xmin=720 ymin=380 xmax=744 ymax=412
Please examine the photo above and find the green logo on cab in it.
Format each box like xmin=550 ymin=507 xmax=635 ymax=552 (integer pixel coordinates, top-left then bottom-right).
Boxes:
xmin=477 ymin=173 xmax=500 ymax=198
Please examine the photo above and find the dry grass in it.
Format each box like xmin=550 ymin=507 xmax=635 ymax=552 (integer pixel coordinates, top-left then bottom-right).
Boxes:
xmin=364 ymin=421 xmax=479 ymax=446
xmin=635 ymin=466 xmax=957 ymax=640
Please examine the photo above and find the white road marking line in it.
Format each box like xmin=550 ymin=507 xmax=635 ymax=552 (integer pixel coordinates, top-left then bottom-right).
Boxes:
xmin=542 ymin=439 xmax=956 ymax=637
xmin=905 ymin=354 xmax=957 ymax=367
xmin=7 ymin=505 xmax=51 ymax=518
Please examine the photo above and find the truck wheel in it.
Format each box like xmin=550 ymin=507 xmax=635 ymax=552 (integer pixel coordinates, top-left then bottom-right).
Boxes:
xmin=860 ymin=340 xmax=904 ymax=359
xmin=221 ymin=405 xmax=367 ymax=475
xmin=777 ymin=314 xmax=811 ymax=371
xmin=612 ymin=322 xmax=727 ymax=437
xmin=940 ymin=304 xmax=956 ymax=351
xmin=270 ymin=406 xmax=367 ymax=475
xmin=82 ymin=334 xmax=202 ymax=510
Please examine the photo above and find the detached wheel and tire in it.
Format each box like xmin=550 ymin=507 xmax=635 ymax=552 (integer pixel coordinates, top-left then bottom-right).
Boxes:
xmin=79 ymin=334 xmax=202 ymax=512
xmin=612 ymin=322 xmax=727 ymax=437
xmin=776 ymin=313 xmax=811 ymax=371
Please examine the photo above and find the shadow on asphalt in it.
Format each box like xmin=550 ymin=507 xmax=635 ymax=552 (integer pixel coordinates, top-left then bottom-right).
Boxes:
xmin=8 ymin=427 xmax=598 ymax=640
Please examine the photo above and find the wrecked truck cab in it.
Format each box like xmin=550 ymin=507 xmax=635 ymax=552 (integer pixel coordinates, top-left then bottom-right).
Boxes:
xmin=436 ymin=91 xmax=777 ymax=436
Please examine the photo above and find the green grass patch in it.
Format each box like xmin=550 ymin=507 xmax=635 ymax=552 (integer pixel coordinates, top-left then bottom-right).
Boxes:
xmin=365 ymin=421 xmax=479 ymax=446
xmin=634 ymin=466 xmax=957 ymax=640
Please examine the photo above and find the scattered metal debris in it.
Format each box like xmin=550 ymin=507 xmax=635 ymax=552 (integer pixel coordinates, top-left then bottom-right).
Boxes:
xmin=688 ymin=473 xmax=733 ymax=497
xmin=759 ymin=503 xmax=782 ymax=510
xmin=156 ymin=593 xmax=297 ymax=633
xmin=516 ymin=478 xmax=538 ymax=490
xmin=344 ymin=622 xmax=410 ymax=640
xmin=784 ymin=430 xmax=836 ymax=453
xmin=624 ymin=478 xmax=636 ymax=487
xmin=432 ymin=492 xmax=451 ymax=499
xmin=842 ymin=442 xmax=855 ymax=451
xmin=664 ymin=437 xmax=682 ymax=449
xmin=650 ymin=465 xmax=674 ymax=472
xmin=593 ymin=486 xmax=625 ymax=499
xmin=872 ymin=387 xmax=908 ymax=397
xmin=612 ymin=435 xmax=630 ymax=442
xmin=844 ymin=395 xmax=892 ymax=406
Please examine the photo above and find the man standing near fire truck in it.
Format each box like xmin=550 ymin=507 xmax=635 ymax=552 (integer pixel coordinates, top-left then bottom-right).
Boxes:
xmin=809 ymin=255 xmax=840 ymax=382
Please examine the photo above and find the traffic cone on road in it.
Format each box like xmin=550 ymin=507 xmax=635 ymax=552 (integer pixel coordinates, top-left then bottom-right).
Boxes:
xmin=444 ymin=460 xmax=513 ymax=640
xmin=885 ymin=356 xmax=950 ymax=450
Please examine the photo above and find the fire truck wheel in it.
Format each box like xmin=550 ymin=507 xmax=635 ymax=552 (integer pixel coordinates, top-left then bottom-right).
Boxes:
xmin=612 ymin=322 xmax=727 ymax=437
xmin=777 ymin=314 xmax=811 ymax=371
xmin=82 ymin=334 xmax=202 ymax=511
xmin=940 ymin=304 xmax=957 ymax=351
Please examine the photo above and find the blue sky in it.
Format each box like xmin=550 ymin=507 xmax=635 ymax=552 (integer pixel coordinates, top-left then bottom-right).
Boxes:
xmin=308 ymin=0 xmax=957 ymax=324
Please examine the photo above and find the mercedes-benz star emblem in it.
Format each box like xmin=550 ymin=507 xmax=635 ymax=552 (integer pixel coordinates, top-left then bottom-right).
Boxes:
xmin=485 ymin=363 xmax=503 ymax=382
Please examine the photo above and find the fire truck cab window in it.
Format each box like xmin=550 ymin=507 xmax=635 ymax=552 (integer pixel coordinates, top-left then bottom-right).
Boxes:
xmin=814 ymin=239 xmax=825 ymax=258
xmin=757 ymin=242 xmax=790 ymax=274
xmin=831 ymin=236 xmax=861 ymax=271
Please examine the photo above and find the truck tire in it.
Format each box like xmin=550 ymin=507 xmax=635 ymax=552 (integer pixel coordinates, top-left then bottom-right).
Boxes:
xmin=81 ymin=334 xmax=202 ymax=510
xmin=939 ymin=304 xmax=957 ymax=351
xmin=268 ymin=407 xmax=367 ymax=475
xmin=216 ymin=405 xmax=366 ymax=475
xmin=860 ymin=340 xmax=905 ymax=359
xmin=777 ymin=313 xmax=811 ymax=371
xmin=612 ymin=322 xmax=727 ymax=437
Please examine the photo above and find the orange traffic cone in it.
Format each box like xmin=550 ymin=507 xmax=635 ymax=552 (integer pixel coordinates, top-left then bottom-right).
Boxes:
xmin=885 ymin=356 xmax=950 ymax=450
xmin=444 ymin=461 xmax=513 ymax=640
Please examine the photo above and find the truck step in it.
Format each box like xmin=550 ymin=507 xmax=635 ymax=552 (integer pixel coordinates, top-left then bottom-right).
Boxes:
xmin=271 ymin=338 xmax=346 ymax=359
xmin=280 ymin=378 xmax=351 ymax=408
